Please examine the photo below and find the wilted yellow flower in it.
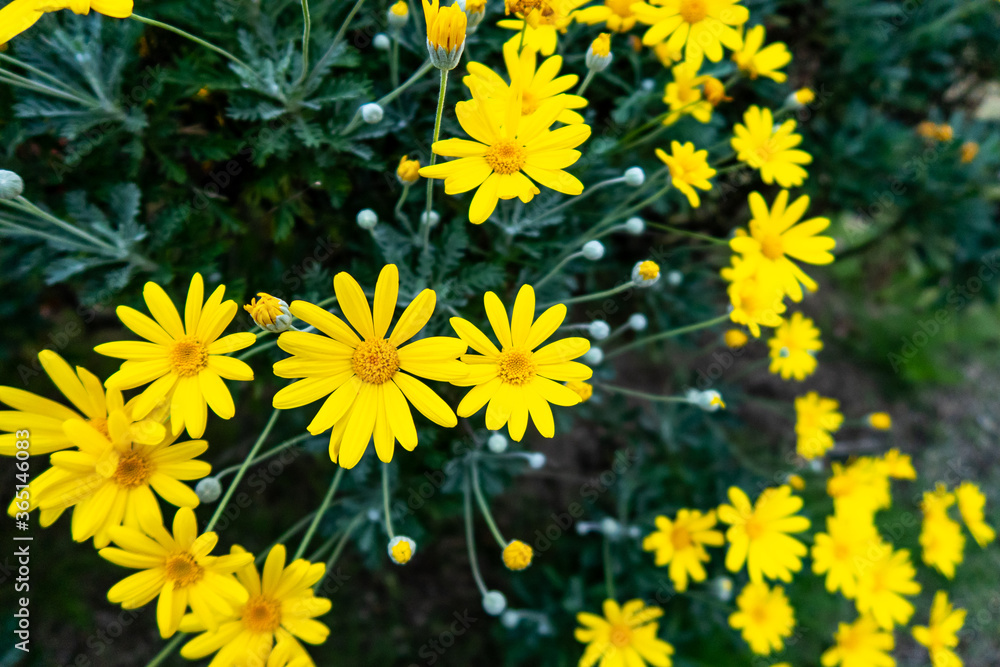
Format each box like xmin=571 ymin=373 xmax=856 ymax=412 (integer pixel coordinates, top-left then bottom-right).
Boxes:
xmin=503 ymin=539 xmax=534 ymax=570
xmin=397 ymin=155 xmax=422 ymax=184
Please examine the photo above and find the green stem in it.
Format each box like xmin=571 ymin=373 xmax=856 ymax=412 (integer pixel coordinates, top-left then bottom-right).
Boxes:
xmin=144 ymin=634 xmax=184 ymax=667
xmin=390 ymin=31 xmax=400 ymax=90
xmin=294 ymin=0 xmax=312 ymax=88
xmin=577 ymin=69 xmax=596 ymax=96
xmin=313 ymin=512 xmax=365 ymax=589
xmin=394 ymin=183 xmax=414 ymax=233
xmin=342 ymin=61 xmax=434 ymax=135
xmin=205 ymin=410 xmax=280 ymax=532
xmin=3 ymin=198 xmax=118 ymax=253
xmin=0 ymin=54 xmax=84 ymax=96
xmin=423 ymin=68 xmax=449 ymax=249
xmin=0 ymin=218 xmax=98 ymax=252
xmin=606 ymin=314 xmax=729 ymax=360
xmin=603 ymin=536 xmax=616 ymax=600
xmin=552 ymin=281 xmax=635 ymax=308
xmin=528 ymin=176 xmax=625 ymax=228
xmin=532 ymin=251 xmax=583 ymax=291
xmin=130 ymin=14 xmax=253 ymax=71
xmin=215 ymin=433 xmax=311 ymax=479
xmin=332 ymin=0 xmax=367 ymax=49
xmin=0 ymin=70 xmax=95 ymax=106
xmin=295 ymin=467 xmax=345 ymax=559
xmin=469 ymin=458 xmax=507 ymax=549
xmin=257 ymin=511 xmax=317 ymax=565
xmin=463 ymin=475 xmax=489 ymax=595
xmin=646 ymin=222 xmax=727 ymax=245
xmin=382 ymin=463 xmax=396 ymax=539
xmin=596 ymin=384 xmax=687 ymax=403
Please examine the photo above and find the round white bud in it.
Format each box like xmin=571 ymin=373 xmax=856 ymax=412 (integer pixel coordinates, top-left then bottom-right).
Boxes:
xmin=711 ymin=576 xmax=734 ymax=602
xmin=487 ymin=433 xmax=508 ymax=453
xmin=667 ymin=270 xmax=683 ymax=286
xmin=420 ymin=210 xmax=440 ymax=227
xmin=628 ymin=313 xmax=648 ymax=331
xmin=588 ymin=320 xmax=611 ymax=340
xmin=373 ymin=33 xmax=392 ymax=50
xmin=501 ymin=610 xmax=520 ymax=628
xmin=599 ymin=517 xmax=621 ymax=539
xmin=356 ymin=208 xmax=378 ymax=230
xmin=582 ymin=347 xmax=603 ymax=366
xmin=482 ymin=590 xmax=507 ymax=616
xmin=624 ymin=216 xmax=645 ymax=235
xmin=361 ymin=103 xmax=384 ymax=124
xmin=194 ymin=477 xmax=223 ymax=504
xmin=526 ymin=452 xmax=546 ymax=469
xmin=0 ymin=170 xmax=24 ymax=200
xmin=581 ymin=240 xmax=605 ymax=261
xmin=387 ymin=535 xmax=417 ymax=565
xmin=623 ymin=167 xmax=645 ymax=187
xmin=641 ymin=78 xmax=655 ymax=91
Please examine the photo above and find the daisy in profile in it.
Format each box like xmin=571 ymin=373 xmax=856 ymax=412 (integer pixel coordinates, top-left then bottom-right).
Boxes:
xmin=728 ymin=582 xmax=796 ymax=655
xmin=821 ymin=615 xmax=895 ymax=667
xmin=912 ymin=591 xmax=966 ymax=667
xmin=0 ymin=349 xmax=156 ymax=456
xmin=655 ymin=141 xmax=716 ymax=207
xmin=632 ymin=0 xmax=748 ymax=69
xmin=811 ymin=513 xmax=882 ymax=598
xmin=730 ymin=190 xmax=835 ymax=302
xmin=420 ymin=81 xmax=591 ymax=224
xmin=731 ymin=106 xmax=812 ymax=188
xmin=731 ymin=25 xmax=791 ymax=82
xmin=854 ymin=546 xmax=921 ymax=629
xmin=768 ymin=312 xmax=822 ymax=380
xmin=9 ymin=405 xmax=210 ymax=547
xmin=794 ymin=391 xmax=843 ymax=459
xmin=642 ymin=508 xmax=724 ymax=591
xmin=272 ymin=264 xmax=467 ymax=469
xmin=955 ymin=481 xmax=996 ymax=547
xmin=449 ymin=284 xmax=591 ymax=440
xmin=95 ymin=273 xmax=257 ymax=438
xmin=575 ymin=599 xmax=675 ymax=667
xmin=718 ymin=485 xmax=810 ymax=582
xmin=465 ymin=40 xmax=587 ymax=125
xmin=99 ymin=507 xmax=253 ymax=638
xmin=180 ymin=544 xmax=332 ymax=665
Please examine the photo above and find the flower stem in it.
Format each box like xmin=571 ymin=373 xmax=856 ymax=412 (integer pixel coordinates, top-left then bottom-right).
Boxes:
xmin=130 ymin=14 xmax=253 ymax=71
xmin=0 ymin=54 xmax=85 ymax=96
xmin=469 ymin=457 xmax=507 ymax=549
xmin=606 ymin=313 xmax=729 ymax=360
xmin=0 ymin=70 xmax=95 ymax=106
xmin=532 ymin=251 xmax=584 ymax=291
xmin=256 ymin=510 xmax=316 ymax=565
xmin=463 ymin=475 xmax=489 ymax=596
xmin=577 ymin=69 xmax=596 ymax=96
xmin=390 ymin=31 xmax=401 ymax=90
xmin=312 ymin=512 xmax=365 ymax=589
xmin=394 ymin=183 xmax=414 ymax=233
xmin=423 ymin=68 xmax=449 ymax=250
xmin=3 ymin=197 xmax=118 ymax=253
xmin=646 ymin=221 xmax=727 ymax=245
xmin=205 ymin=409 xmax=280 ymax=532
xmin=596 ymin=383 xmax=687 ymax=403
xmin=295 ymin=466 xmax=344 ymax=559
xmin=293 ymin=0 xmax=312 ymax=88
xmin=550 ymin=281 xmax=635 ymax=308
xmin=341 ymin=61 xmax=434 ymax=135
xmin=603 ymin=536 xmax=616 ymax=600
xmin=382 ymin=463 xmax=396 ymax=539
xmin=215 ymin=432 xmax=311 ymax=479
xmin=144 ymin=634 xmax=184 ymax=667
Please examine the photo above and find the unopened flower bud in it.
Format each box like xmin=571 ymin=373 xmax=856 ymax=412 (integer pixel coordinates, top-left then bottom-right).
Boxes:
xmin=195 ymin=477 xmax=222 ymax=504
xmin=502 ymin=540 xmax=533 ymax=571
xmin=425 ymin=2 xmax=467 ymax=70
xmin=397 ymin=155 xmax=421 ymax=185
xmin=599 ymin=517 xmax=623 ymax=539
xmin=357 ymin=208 xmax=378 ymax=230
xmin=525 ymin=452 xmax=546 ymax=469
xmin=387 ymin=0 xmax=409 ymax=29
xmin=0 ymin=170 xmax=24 ymax=199
xmin=685 ymin=388 xmax=725 ymax=412
xmin=457 ymin=0 xmax=486 ymax=31
xmin=667 ymin=270 xmax=682 ymax=286
xmin=566 ymin=381 xmax=592 ymax=403
xmin=582 ymin=240 xmax=605 ymax=260
xmin=244 ymin=293 xmax=293 ymax=332
xmin=482 ymin=590 xmax=507 ymax=616
xmin=624 ymin=216 xmax=645 ymax=235
xmin=787 ymin=87 xmax=815 ymax=109
xmin=388 ymin=535 xmax=416 ymax=564
xmin=628 ymin=313 xmax=648 ymax=331
xmin=588 ymin=320 xmax=610 ymax=340
xmin=711 ymin=576 xmax=734 ymax=602
xmin=374 ymin=33 xmax=391 ymax=50
xmin=631 ymin=260 xmax=661 ymax=287
xmin=582 ymin=347 xmax=603 ymax=366
xmin=361 ymin=103 xmax=384 ymax=124
xmin=586 ymin=33 xmax=612 ymax=71
xmin=866 ymin=412 xmax=892 ymax=430
xmin=421 ymin=210 xmax=440 ymax=227
xmin=623 ymin=167 xmax=644 ymax=187
xmin=487 ymin=433 xmax=508 ymax=453
xmin=724 ymin=329 xmax=748 ymax=348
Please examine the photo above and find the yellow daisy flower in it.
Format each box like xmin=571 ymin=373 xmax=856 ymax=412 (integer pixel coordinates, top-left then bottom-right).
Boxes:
xmin=419 ymin=80 xmax=591 ymax=225
xmin=811 ymin=513 xmax=882 ymax=598
xmin=854 ymin=546 xmax=921 ymax=629
xmin=95 ymin=273 xmax=257 ymax=439
xmin=0 ymin=349 xmax=157 ymax=456
xmin=877 ymin=448 xmax=915 ymax=478
xmin=450 ymin=284 xmax=592 ymax=441
xmin=725 ymin=267 xmax=787 ymax=338
xmin=728 ymin=581 xmax=796 ymax=655
xmin=180 ymin=544 xmax=332 ymax=666
xmin=768 ymin=312 xmax=822 ymax=380
xmin=8 ymin=403 xmax=210 ymax=548
xmin=912 ymin=591 xmax=966 ymax=667
xmin=499 ymin=0 xmax=589 ymax=56
xmin=661 ymin=61 xmax=713 ymax=125
xmin=655 ymin=141 xmax=716 ymax=207
xmin=821 ymin=615 xmax=895 ymax=667
xmin=718 ymin=485 xmax=810 ymax=582
xmin=729 ymin=189 xmax=835 ymax=302
xmin=465 ymin=39 xmax=588 ymax=125
xmin=955 ymin=481 xmax=995 ymax=547
xmin=919 ymin=486 xmax=965 ymax=579
xmin=827 ymin=457 xmax=892 ymax=519
xmin=632 ymin=0 xmax=749 ymax=69
xmin=272 ymin=264 xmax=467 ymax=469
xmin=99 ymin=507 xmax=253 ymax=638
xmin=575 ymin=599 xmax=675 ymax=667
xmin=731 ymin=106 xmax=812 ymax=188
xmin=574 ymin=0 xmax=639 ymax=32
xmin=732 ymin=25 xmax=791 ymax=82
xmin=642 ymin=508 xmax=724 ymax=591
xmin=0 ymin=0 xmax=133 ymax=45
xmin=794 ymin=391 xmax=843 ymax=460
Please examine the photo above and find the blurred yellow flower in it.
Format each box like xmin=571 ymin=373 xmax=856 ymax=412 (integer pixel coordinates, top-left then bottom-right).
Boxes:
xmin=732 ymin=25 xmax=791 ymax=82
xmin=575 ymin=0 xmax=639 ymax=32
xmin=701 ymin=76 xmax=731 ymax=106
xmin=821 ymin=615 xmax=895 ymax=667
xmin=724 ymin=329 xmax=749 ymax=348
xmin=960 ymin=141 xmax=979 ymax=163
xmin=768 ymin=312 xmax=821 ymax=380
xmin=955 ymin=481 xmax=995 ymax=547
xmin=450 ymin=285 xmax=592 ymax=440
xmin=272 ymin=265 xmax=467 ymax=469
xmin=642 ymin=508 xmax=724 ymax=591
xmin=499 ymin=0 xmax=588 ymax=56
xmin=632 ymin=0 xmax=748 ymax=69
xmin=827 ymin=457 xmax=891 ymax=519
xmin=95 ymin=273 xmax=257 ymax=439
xmin=656 ymin=140 xmax=716 ymax=207
xmin=503 ymin=539 xmax=534 ymax=570
xmin=575 ymin=599 xmax=675 ymax=667
xmin=866 ymin=412 xmax=892 ymax=430
xmin=732 ymin=106 xmax=812 ymax=188
xmin=878 ymin=448 xmax=915 ymax=478
xmin=180 ymin=544 xmax=332 ymax=665
xmin=718 ymin=485 xmax=810 ymax=582
xmin=912 ymin=591 xmax=966 ymax=667
xmin=725 ymin=266 xmax=786 ymax=338
xmin=0 ymin=0 xmax=133 ymax=45
xmin=662 ymin=61 xmax=713 ymax=125
xmin=854 ymin=546 xmax=921 ymax=629
xmin=728 ymin=581 xmax=796 ymax=655
xmin=566 ymin=380 xmax=593 ymax=401
xmin=919 ymin=485 xmax=965 ymax=579
xmin=811 ymin=513 xmax=881 ymax=598
xmin=794 ymin=391 xmax=842 ymax=459
xmin=397 ymin=155 xmax=422 ymax=184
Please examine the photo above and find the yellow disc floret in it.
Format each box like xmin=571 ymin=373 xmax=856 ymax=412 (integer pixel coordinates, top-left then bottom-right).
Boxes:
xmin=351 ymin=339 xmax=400 ymax=385
xmin=497 ymin=349 xmax=536 ymax=386
xmin=169 ymin=337 xmax=209 ymax=377
xmin=485 ymin=140 xmax=528 ymax=175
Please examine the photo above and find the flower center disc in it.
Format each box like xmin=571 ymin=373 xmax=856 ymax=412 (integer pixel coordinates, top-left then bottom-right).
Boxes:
xmin=485 ymin=140 xmax=527 ymax=176
xmin=242 ymin=595 xmax=283 ymax=633
xmin=497 ymin=349 xmax=536 ymax=386
xmin=679 ymin=0 xmax=708 ymax=23
xmin=609 ymin=624 xmax=632 ymax=648
xmin=760 ymin=234 xmax=784 ymax=260
xmin=170 ymin=337 xmax=209 ymax=377
xmin=165 ymin=552 xmax=205 ymax=587
xmin=352 ymin=339 xmax=400 ymax=384
xmin=114 ymin=452 xmax=153 ymax=488
xmin=671 ymin=526 xmax=693 ymax=550
xmin=744 ymin=516 xmax=765 ymax=540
